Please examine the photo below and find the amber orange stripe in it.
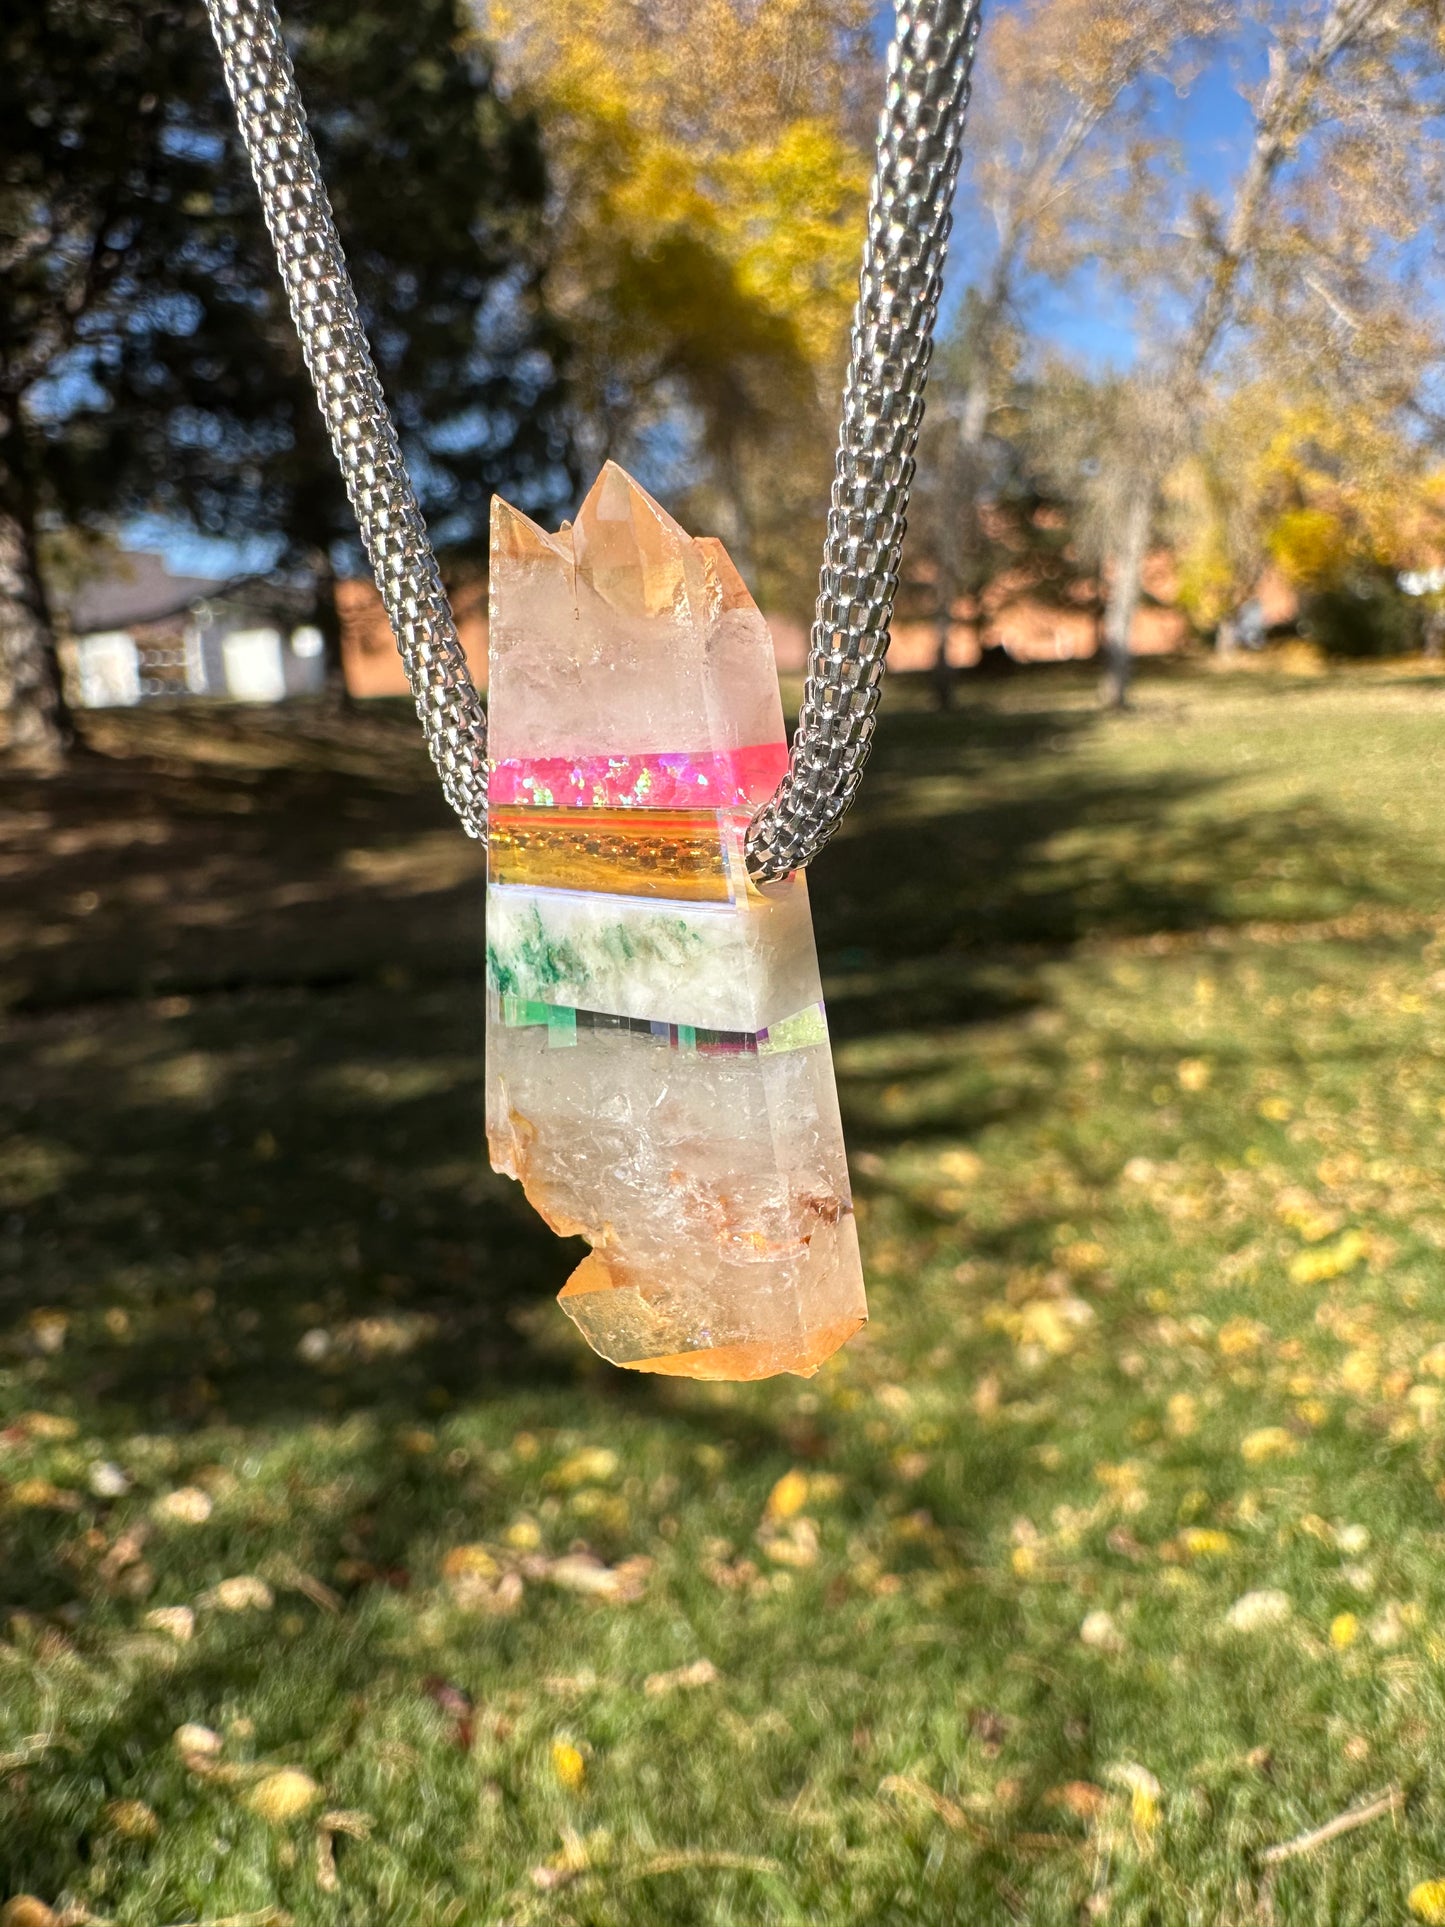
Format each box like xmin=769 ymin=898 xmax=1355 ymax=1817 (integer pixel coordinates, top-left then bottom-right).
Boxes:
xmin=488 ymin=807 xmax=732 ymax=903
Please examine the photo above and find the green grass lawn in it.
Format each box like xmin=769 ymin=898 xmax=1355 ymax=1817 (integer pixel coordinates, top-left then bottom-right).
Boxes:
xmin=8 ymin=663 xmax=1445 ymax=1924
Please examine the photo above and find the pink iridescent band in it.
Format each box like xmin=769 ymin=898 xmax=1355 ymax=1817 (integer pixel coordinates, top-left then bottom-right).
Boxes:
xmin=488 ymin=743 xmax=789 ymax=811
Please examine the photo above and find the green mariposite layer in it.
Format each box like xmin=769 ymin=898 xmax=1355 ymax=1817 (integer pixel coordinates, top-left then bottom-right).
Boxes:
xmin=485 ymin=874 xmax=821 ymax=1034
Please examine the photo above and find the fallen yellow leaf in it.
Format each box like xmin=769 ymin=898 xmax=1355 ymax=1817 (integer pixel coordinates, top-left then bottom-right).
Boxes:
xmin=1166 ymin=1393 xmax=1198 ymax=1438
xmin=1105 ymin=1762 xmax=1161 ymax=1842
xmin=764 ymin=1469 xmax=809 ymax=1521
xmin=1240 ymin=1427 xmax=1297 ymax=1465
xmin=1290 ymin=1230 xmax=1367 ymax=1285
xmin=441 ymin=1545 xmax=498 ymax=1582
xmin=1218 ymin=1317 xmax=1267 ymax=1358
xmin=173 ymin=1723 xmax=222 ymax=1765
xmin=1179 ymin=1528 xmax=1235 ymax=1559
xmin=553 ymin=1447 xmax=619 ymax=1488
xmin=247 ymin=1768 xmax=321 ymax=1825
xmin=101 ymin=1798 xmax=159 ymax=1840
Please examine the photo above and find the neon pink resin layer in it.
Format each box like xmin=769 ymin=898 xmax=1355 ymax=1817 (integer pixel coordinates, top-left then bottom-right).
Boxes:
xmin=489 ymin=743 xmax=788 ymax=812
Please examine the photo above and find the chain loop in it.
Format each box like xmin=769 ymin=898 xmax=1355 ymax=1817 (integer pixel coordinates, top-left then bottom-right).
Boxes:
xmin=201 ymin=0 xmax=983 ymax=864
xmin=204 ymin=0 xmax=489 ymax=837
xmin=746 ymin=0 xmax=983 ymax=879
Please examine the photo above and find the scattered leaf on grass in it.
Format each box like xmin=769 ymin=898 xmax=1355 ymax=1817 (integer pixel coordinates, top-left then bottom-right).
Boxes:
xmin=644 ymin=1658 xmax=720 ymax=1696
xmin=152 ymin=1487 xmax=213 ymax=1526
xmin=880 ymin=1774 xmax=986 ymax=1840
xmin=764 ymin=1469 xmax=809 ymax=1521
xmin=143 ymin=1606 xmax=195 ymax=1642
xmin=1225 ymin=1590 xmax=1293 ymax=1633
xmin=1290 ymin=1231 xmax=1367 ymax=1285
xmin=441 ymin=1545 xmax=524 ymax=1613
xmin=552 ymin=1447 xmax=620 ymax=1488
xmin=441 ymin=1544 xmax=496 ymax=1582
xmin=247 ymin=1769 xmax=321 ymax=1825
xmin=1179 ymin=1528 xmax=1235 ymax=1559
xmin=1080 ymin=1610 xmax=1125 ymax=1653
xmin=530 ymin=1828 xmax=592 ymax=1891
xmin=87 ymin=1461 xmax=130 ymax=1499
xmin=546 ymin=1553 xmax=650 ymax=1603
xmin=198 ymin=1576 xmax=274 ymax=1613
xmin=1106 ymin=1763 xmax=1161 ymax=1840
xmin=173 ymin=1724 xmax=223 ymax=1767
xmin=17 ymin=1414 xmax=77 ymax=1443
xmin=1046 ymin=1782 xmax=1109 ymax=1823
xmin=1 ymin=1899 xmax=58 ymax=1927
xmin=101 ymin=1798 xmax=159 ymax=1840
xmin=757 ymin=1517 xmax=819 ymax=1568
xmin=1240 ymin=1428 xmax=1297 ymax=1465
xmin=8 ymin=1481 xmax=79 ymax=1512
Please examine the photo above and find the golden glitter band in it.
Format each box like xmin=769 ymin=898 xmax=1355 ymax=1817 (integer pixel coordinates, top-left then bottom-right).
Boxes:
xmin=487 ymin=807 xmax=733 ymax=903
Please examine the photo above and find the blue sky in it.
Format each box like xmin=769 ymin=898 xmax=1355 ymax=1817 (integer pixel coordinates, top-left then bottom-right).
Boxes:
xmin=945 ymin=17 xmax=1264 ymax=369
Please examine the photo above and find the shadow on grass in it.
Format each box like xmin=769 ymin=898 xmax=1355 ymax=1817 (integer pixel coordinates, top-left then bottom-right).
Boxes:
xmin=1 ymin=677 xmax=1431 ymax=1429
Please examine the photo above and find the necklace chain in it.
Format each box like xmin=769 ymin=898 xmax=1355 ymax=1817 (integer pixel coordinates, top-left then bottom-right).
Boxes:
xmin=202 ymin=0 xmax=983 ymax=869
xmin=748 ymin=1 xmax=982 ymax=878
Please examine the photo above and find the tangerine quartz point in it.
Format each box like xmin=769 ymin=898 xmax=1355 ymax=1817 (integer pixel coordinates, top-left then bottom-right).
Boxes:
xmin=484 ymin=464 xmax=867 ymax=1381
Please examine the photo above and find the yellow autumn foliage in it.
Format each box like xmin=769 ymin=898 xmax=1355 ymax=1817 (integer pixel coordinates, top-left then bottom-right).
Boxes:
xmin=481 ymin=0 xmax=874 ymax=602
xmin=1173 ymin=383 xmax=1445 ymax=628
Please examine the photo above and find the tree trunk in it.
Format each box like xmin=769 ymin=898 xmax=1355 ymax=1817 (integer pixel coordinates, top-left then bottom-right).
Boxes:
xmin=714 ymin=436 xmax=757 ymax=590
xmin=310 ymin=549 xmax=351 ymax=709
xmin=1099 ymin=484 xmax=1153 ymax=710
xmin=931 ymin=367 xmax=991 ymax=711
xmin=931 ymin=567 xmax=956 ymax=712
xmin=0 ymin=502 xmax=72 ymax=759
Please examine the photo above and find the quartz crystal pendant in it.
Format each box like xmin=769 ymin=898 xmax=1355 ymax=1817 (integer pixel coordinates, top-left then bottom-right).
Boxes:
xmin=485 ymin=465 xmax=867 ymax=1380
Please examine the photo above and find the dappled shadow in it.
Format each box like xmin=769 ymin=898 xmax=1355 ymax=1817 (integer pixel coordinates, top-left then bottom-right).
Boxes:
xmin=0 ymin=701 xmax=485 ymax=1012
xmin=3 ymin=674 xmax=1438 ymax=1432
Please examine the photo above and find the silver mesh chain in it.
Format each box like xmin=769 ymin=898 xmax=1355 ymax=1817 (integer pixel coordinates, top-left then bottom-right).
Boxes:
xmin=200 ymin=0 xmax=982 ymax=870
xmin=747 ymin=0 xmax=983 ymax=879
xmin=204 ymin=0 xmax=489 ymax=837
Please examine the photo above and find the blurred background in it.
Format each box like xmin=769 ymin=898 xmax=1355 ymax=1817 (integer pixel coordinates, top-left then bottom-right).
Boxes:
xmin=8 ymin=2 xmax=1445 ymax=1922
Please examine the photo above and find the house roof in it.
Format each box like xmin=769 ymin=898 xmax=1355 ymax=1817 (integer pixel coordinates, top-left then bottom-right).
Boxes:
xmin=61 ymin=552 xmax=230 ymax=634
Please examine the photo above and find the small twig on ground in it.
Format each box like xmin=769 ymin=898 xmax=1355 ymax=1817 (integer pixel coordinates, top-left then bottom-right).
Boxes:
xmin=158 ymin=1911 xmax=293 ymax=1927
xmin=879 ymin=1773 xmax=1077 ymax=1855
xmin=1258 ymin=1785 xmax=1405 ymax=1866
xmin=617 ymin=1850 xmax=782 ymax=1881
xmin=880 ymin=1773 xmax=990 ymax=1841
xmin=0 ymin=1733 xmax=61 ymax=1776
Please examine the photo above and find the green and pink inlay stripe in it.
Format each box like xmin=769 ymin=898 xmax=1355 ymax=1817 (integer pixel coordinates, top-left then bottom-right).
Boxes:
xmin=488 ymin=743 xmax=788 ymax=811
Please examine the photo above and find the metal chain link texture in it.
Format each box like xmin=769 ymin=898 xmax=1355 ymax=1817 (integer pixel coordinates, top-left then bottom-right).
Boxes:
xmin=746 ymin=0 xmax=983 ymax=880
xmin=203 ymin=0 xmax=490 ymax=838
xmin=201 ymin=0 xmax=982 ymax=869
